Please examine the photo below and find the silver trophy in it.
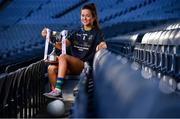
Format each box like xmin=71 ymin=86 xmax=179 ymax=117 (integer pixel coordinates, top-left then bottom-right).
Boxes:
xmin=43 ymin=28 xmax=68 ymax=63
xmin=48 ymin=47 xmax=58 ymax=63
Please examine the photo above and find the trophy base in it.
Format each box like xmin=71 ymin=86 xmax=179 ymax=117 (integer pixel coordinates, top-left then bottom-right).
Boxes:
xmin=44 ymin=59 xmax=58 ymax=64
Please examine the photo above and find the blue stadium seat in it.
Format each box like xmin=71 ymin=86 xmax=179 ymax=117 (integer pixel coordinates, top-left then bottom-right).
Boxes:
xmin=92 ymin=49 xmax=180 ymax=117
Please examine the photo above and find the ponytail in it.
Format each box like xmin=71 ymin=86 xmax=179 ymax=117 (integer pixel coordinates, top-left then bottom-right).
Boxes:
xmin=81 ymin=3 xmax=100 ymax=29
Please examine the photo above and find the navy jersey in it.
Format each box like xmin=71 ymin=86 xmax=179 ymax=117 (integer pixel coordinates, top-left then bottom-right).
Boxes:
xmin=67 ymin=27 xmax=104 ymax=65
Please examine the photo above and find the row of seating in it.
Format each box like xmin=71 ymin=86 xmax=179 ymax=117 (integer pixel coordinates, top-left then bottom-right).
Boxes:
xmin=92 ymin=49 xmax=180 ymax=117
xmin=141 ymin=29 xmax=180 ymax=45
xmin=102 ymin=0 xmax=180 ymax=28
xmin=100 ymin=0 xmax=154 ymax=26
xmin=0 ymin=60 xmax=46 ymax=118
xmin=0 ymin=0 xmax=47 ymax=27
xmin=106 ymin=26 xmax=180 ymax=80
xmin=106 ymin=34 xmax=139 ymax=57
xmin=134 ymin=44 xmax=180 ymax=78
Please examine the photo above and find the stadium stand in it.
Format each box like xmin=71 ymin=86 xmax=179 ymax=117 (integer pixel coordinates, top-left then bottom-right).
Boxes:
xmin=0 ymin=0 xmax=180 ymax=118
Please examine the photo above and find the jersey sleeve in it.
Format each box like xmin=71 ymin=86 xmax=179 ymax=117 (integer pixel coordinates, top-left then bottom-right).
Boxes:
xmin=97 ymin=30 xmax=105 ymax=44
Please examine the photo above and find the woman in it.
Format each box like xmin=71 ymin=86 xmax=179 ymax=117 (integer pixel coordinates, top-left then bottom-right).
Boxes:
xmin=41 ymin=3 xmax=107 ymax=98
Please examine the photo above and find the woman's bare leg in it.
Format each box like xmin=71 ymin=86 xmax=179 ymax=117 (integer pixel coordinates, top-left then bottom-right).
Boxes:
xmin=57 ymin=54 xmax=84 ymax=78
xmin=48 ymin=65 xmax=58 ymax=90
xmin=44 ymin=54 xmax=84 ymax=97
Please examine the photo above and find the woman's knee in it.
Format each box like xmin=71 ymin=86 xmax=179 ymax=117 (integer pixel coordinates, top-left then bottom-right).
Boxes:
xmin=57 ymin=54 xmax=68 ymax=63
xmin=48 ymin=65 xmax=58 ymax=74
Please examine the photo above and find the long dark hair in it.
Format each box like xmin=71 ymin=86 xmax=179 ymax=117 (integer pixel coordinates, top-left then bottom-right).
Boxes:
xmin=81 ymin=3 xmax=100 ymax=29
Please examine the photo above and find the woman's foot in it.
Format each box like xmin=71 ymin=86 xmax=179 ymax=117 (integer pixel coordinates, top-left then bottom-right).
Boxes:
xmin=43 ymin=88 xmax=63 ymax=99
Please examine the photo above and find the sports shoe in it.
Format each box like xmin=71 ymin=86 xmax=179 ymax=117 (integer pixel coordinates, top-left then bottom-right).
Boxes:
xmin=43 ymin=88 xmax=63 ymax=99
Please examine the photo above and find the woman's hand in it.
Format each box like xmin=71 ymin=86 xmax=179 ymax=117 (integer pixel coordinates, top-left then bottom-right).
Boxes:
xmin=54 ymin=42 xmax=61 ymax=49
xmin=96 ymin=41 xmax=107 ymax=52
xmin=41 ymin=28 xmax=48 ymax=38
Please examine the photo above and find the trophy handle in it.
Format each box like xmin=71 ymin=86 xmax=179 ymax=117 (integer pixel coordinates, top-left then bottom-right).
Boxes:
xmin=61 ymin=30 xmax=68 ymax=55
xmin=44 ymin=28 xmax=51 ymax=60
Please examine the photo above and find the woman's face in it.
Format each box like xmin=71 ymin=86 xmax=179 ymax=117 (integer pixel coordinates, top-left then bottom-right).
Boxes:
xmin=81 ymin=9 xmax=95 ymax=27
